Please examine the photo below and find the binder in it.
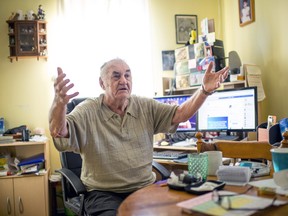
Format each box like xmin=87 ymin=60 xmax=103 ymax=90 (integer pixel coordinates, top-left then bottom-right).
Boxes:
xmin=18 ymin=153 xmax=44 ymax=166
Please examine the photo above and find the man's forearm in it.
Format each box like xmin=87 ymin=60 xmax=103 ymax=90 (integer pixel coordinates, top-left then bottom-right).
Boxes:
xmin=172 ymin=88 xmax=208 ymax=124
xmin=49 ymin=101 xmax=69 ymax=138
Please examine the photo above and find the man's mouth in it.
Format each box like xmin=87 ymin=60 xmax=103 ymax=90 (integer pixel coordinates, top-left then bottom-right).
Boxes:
xmin=118 ymin=87 xmax=128 ymax=91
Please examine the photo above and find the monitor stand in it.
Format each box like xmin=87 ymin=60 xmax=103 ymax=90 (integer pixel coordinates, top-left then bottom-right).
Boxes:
xmin=215 ymin=131 xmax=240 ymax=141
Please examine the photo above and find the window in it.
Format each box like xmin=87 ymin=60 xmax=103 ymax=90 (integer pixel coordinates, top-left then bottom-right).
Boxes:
xmin=48 ymin=0 xmax=153 ymax=97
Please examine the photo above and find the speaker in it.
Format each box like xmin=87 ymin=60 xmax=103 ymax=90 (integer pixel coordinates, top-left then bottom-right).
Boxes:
xmin=212 ymin=40 xmax=226 ymax=71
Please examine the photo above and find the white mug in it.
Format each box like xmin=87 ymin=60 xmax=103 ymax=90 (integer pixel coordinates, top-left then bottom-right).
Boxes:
xmin=273 ymin=169 xmax=288 ymax=189
xmin=206 ymin=151 xmax=223 ymax=176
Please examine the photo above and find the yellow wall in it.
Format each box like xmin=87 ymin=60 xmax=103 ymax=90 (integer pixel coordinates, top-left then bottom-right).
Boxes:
xmin=0 ymin=0 xmax=287 ymax=173
xmin=220 ymin=0 xmax=288 ymax=122
xmin=150 ymin=0 xmax=222 ymax=95
xmin=0 ymin=0 xmax=59 ymax=171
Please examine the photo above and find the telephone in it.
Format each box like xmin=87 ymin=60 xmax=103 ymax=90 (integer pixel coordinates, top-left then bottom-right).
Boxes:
xmin=238 ymin=161 xmax=270 ymax=177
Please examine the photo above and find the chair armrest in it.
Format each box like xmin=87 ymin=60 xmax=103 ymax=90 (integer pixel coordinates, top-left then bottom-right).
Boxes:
xmin=152 ymin=160 xmax=171 ymax=180
xmin=56 ymin=168 xmax=87 ymax=195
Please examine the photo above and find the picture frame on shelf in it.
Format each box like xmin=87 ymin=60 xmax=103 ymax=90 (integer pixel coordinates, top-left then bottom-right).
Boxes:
xmin=162 ymin=50 xmax=175 ymax=71
xmin=239 ymin=0 xmax=255 ymax=27
xmin=175 ymin=14 xmax=198 ymax=44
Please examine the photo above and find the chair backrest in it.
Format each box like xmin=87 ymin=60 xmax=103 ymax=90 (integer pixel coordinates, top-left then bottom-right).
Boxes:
xmin=66 ymin=98 xmax=87 ymax=114
xmin=60 ymin=151 xmax=83 ymax=199
xmin=195 ymin=132 xmax=274 ymax=175
xmin=214 ymin=140 xmax=272 ymax=161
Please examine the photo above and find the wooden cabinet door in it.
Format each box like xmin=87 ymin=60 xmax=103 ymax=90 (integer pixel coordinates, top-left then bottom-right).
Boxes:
xmin=0 ymin=178 xmax=15 ymax=216
xmin=14 ymin=176 xmax=46 ymax=216
xmin=16 ymin=21 xmax=38 ymax=56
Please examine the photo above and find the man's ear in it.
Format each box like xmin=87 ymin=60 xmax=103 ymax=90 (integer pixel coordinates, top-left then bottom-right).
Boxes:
xmin=99 ymin=77 xmax=105 ymax=90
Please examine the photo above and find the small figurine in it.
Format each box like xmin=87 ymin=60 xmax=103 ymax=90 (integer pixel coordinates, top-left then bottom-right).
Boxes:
xmin=37 ymin=5 xmax=45 ymax=20
xmin=27 ymin=10 xmax=35 ymax=20
xmin=16 ymin=10 xmax=24 ymax=20
xmin=189 ymin=29 xmax=197 ymax=45
xmin=185 ymin=29 xmax=197 ymax=46
xmin=8 ymin=12 xmax=15 ymax=20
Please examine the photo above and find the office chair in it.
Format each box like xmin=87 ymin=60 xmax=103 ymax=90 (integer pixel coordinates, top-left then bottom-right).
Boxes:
xmin=56 ymin=98 xmax=171 ymax=216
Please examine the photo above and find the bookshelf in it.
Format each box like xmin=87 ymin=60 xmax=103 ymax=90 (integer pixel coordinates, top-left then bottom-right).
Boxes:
xmin=0 ymin=141 xmax=50 ymax=216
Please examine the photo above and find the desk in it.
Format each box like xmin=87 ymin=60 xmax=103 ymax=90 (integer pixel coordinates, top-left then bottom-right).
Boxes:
xmin=118 ymin=177 xmax=288 ymax=216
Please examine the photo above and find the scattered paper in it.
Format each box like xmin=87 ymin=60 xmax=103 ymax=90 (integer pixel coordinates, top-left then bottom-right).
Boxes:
xmin=244 ymin=64 xmax=266 ymax=101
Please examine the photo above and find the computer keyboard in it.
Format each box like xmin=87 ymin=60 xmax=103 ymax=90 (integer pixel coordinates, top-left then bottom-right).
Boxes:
xmin=153 ymin=150 xmax=188 ymax=160
xmin=172 ymin=139 xmax=196 ymax=147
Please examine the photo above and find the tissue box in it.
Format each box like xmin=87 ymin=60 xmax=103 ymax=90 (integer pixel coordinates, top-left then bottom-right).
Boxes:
xmin=216 ymin=166 xmax=251 ymax=186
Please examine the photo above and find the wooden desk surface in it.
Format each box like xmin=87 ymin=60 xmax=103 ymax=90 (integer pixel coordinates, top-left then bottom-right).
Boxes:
xmin=118 ymin=177 xmax=288 ymax=216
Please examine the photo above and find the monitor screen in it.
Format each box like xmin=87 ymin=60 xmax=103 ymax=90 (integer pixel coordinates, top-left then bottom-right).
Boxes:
xmin=197 ymin=87 xmax=258 ymax=132
xmin=153 ymin=95 xmax=197 ymax=132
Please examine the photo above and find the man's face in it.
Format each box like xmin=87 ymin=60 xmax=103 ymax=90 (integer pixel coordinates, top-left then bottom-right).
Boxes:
xmin=101 ymin=60 xmax=132 ymax=101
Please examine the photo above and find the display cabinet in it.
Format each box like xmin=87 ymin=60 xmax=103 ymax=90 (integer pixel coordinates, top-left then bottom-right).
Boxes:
xmin=0 ymin=141 xmax=50 ymax=216
xmin=7 ymin=20 xmax=48 ymax=62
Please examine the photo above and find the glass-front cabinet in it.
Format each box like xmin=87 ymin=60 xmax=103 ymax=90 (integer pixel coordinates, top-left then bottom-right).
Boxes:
xmin=7 ymin=20 xmax=48 ymax=62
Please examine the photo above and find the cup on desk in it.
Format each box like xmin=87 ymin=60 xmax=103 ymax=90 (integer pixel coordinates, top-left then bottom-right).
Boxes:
xmin=206 ymin=151 xmax=223 ymax=176
xmin=274 ymin=169 xmax=288 ymax=189
xmin=188 ymin=153 xmax=208 ymax=181
xmin=271 ymin=148 xmax=288 ymax=172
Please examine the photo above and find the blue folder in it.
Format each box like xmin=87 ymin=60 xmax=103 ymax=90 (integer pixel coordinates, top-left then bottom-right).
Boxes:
xmin=18 ymin=153 xmax=44 ymax=166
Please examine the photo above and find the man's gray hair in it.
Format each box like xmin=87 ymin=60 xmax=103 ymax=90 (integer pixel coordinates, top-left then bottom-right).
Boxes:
xmin=100 ymin=58 xmax=128 ymax=78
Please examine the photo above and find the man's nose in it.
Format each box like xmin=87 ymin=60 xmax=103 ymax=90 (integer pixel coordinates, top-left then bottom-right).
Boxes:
xmin=119 ymin=75 xmax=128 ymax=83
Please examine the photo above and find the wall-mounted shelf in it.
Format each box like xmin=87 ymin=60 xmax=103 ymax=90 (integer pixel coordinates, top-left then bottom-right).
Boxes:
xmin=163 ymin=79 xmax=246 ymax=95
xmin=6 ymin=20 xmax=48 ymax=63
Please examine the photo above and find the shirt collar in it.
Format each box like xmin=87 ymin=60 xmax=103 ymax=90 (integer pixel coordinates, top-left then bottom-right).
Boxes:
xmin=100 ymin=94 xmax=139 ymax=121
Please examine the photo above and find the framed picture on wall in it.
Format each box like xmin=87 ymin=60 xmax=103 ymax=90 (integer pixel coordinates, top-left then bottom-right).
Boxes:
xmin=239 ymin=0 xmax=255 ymax=27
xmin=175 ymin=14 xmax=198 ymax=44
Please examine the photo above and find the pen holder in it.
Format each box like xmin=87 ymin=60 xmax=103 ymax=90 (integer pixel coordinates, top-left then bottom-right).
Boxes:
xmin=188 ymin=153 xmax=208 ymax=181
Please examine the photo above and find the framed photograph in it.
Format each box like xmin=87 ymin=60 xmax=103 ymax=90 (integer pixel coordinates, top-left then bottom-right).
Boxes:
xmin=239 ymin=0 xmax=255 ymax=27
xmin=175 ymin=14 xmax=198 ymax=44
xmin=162 ymin=50 xmax=175 ymax=71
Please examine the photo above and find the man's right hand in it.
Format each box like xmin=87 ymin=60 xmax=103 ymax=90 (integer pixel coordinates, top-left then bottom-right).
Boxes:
xmin=49 ymin=67 xmax=79 ymax=138
xmin=54 ymin=67 xmax=79 ymax=105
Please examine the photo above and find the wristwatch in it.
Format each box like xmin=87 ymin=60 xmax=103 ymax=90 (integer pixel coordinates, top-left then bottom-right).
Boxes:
xmin=201 ymin=85 xmax=214 ymax=96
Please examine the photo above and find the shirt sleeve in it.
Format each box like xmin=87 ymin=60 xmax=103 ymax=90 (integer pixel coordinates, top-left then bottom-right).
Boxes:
xmin=150 ymin=99 xmax=179 ymax=134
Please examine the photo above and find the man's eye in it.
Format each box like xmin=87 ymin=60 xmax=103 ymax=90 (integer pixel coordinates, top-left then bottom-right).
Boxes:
xmin=125 ymin=74 xmax=131 ymax=79
xmin=113 ymin=74 xmax=120 ymax=79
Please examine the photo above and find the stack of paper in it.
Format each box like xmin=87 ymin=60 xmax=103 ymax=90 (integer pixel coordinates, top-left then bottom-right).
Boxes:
xmin=0 ymin=136 xmax=15 ymax=144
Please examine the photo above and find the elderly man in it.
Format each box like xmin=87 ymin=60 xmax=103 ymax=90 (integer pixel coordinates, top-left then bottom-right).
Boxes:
xmin=49 ymin=58 xmax=229 ymax=215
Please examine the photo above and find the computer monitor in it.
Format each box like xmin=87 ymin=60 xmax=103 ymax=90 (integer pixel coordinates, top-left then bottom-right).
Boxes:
xmin=153 ymin=95 xmax=197 ymax=132
xmin=197 ymin=86 xmax=258 ymax=132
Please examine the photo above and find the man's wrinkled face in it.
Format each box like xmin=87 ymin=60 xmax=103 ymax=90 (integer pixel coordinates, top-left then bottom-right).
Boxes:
xmin=100 ymin=60 xmax=132 ymax=100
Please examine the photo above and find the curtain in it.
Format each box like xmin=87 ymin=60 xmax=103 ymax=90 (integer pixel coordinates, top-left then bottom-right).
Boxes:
xmin=48 ymin=0 xmax=153 ymax=97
